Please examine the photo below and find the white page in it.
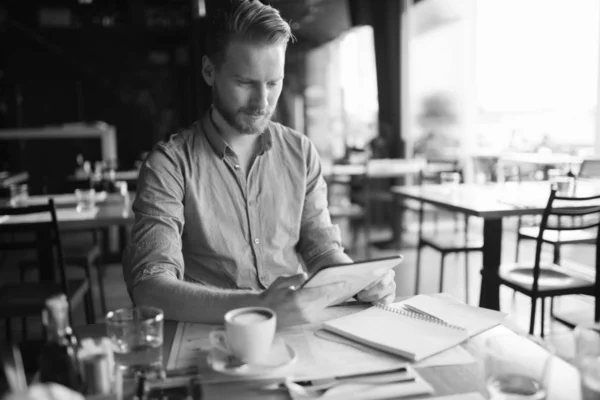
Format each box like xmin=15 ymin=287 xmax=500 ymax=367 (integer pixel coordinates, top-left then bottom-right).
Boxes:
xmin=401 ymin=293 xmax=507 ymax=337
xmin=168 ymin=322 xmax=410 ymax=382
xmin=323 ymin=306 xmax=469 ymax=361
xmin=425 ymin=393 xmax=485 ymax=400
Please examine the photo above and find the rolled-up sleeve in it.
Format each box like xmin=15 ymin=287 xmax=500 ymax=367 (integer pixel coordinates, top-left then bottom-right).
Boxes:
xmin=122 ymin=146 xmax=185 ymax=295
xmin=296 ymin=140 xmax=344 ymax=270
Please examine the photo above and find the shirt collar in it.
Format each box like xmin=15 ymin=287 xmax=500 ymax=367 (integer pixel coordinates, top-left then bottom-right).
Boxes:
xmin=202 ymin=108 xmax=229 ymax=159
xmin=202 ymin=106 xmax=273 ymax=159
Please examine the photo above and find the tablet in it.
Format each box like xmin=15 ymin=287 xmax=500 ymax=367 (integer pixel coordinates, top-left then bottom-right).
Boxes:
xmin=300 ymin=255 xmax=403 ymax=306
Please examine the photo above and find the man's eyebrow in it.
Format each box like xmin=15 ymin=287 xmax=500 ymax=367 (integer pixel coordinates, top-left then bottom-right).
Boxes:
xmin=233 ymin=75 xmax=284 ymax=82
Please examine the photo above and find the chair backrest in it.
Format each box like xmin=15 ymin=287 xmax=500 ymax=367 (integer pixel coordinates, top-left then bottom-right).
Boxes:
xmin=418 ymin=162 xmax=462 ymax=185
xmin=532 ymin=189 xmax=600 ymax=291
xmin=0 ymin=199 xmax=68 ymax=296
xmin=365 ymin=158 xmax=426 ymax=178
xmin=498 ymin=165 xmax=522 ymax=183
xmin=579 ymin=158 xmax=600 ymax=179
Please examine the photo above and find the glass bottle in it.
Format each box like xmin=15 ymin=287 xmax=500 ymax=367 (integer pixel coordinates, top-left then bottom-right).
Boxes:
xmin=38 ymin=294 xmax=85 ymax=393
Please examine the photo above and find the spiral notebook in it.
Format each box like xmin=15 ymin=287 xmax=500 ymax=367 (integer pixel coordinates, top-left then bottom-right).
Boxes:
xmin=322 ymin=294 xmax=505 ymax=361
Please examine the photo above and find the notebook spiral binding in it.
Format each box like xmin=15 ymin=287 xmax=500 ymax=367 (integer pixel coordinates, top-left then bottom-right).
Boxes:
xmin=375 ymin=304 xmax=466 ymax=331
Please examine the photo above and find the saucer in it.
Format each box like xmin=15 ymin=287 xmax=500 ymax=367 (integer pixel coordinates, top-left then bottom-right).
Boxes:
xmin=206 ymin=337 xmax=297 ymax=377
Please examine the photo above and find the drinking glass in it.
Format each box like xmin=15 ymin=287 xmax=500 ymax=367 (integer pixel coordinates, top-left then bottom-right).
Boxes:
xmin=440 ymin=171 xmax=461 ymax=195
xmin=75 ymin=188 xmax=96 ymax=212
xmin=550 ymin=176 xmax=575 ymax=196
xmin=574 ymin=323 xmax=600 ymax=400
xmin=483 ymin=334 xmax=553 ymax=400
xmin=440 ymin=171 xmax=461 ymax=185
xmin=9 ymin=184 xmax=28 ymax=207
xmin=106 ymin=307 xmax=164 ymax=380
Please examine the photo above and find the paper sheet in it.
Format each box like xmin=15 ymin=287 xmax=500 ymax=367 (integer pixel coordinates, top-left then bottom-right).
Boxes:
xmin=425 ymin=393 xmax=485 ymax=400
xmin=167 ymin=321 xmax=475 ymax=383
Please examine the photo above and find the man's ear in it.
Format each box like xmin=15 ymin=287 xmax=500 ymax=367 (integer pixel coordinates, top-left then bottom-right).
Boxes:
xmin=202 ymin=55 xmax=215 ymax=86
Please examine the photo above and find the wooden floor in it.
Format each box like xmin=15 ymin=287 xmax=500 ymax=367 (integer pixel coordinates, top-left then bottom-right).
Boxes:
xmin=1 ymin=213 xmax=596 ymax=363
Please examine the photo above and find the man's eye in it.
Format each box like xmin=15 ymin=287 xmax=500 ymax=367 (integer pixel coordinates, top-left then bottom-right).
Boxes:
xmin=267 ymin=81 xmax=280 ymax=87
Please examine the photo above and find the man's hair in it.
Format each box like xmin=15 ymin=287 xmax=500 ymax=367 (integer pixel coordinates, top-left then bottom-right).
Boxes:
xmin=205 ymin=0 xmax=295 ymax=67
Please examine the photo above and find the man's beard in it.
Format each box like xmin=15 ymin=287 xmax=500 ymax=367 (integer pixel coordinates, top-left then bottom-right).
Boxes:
xmin=213 ymin=87 xmax=272 ymax=135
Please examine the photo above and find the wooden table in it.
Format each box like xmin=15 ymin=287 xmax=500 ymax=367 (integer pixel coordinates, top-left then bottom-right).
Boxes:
xmin=324 ymin=159 xmax=428 ymax=255
xmin=391 ymin=181 xmax=600 ymax=311
xmin=67 ymin=169 xmax=140 ymax=186
xmin=0 ymin=192 xmax=134 ymax=279
xmin=0 ymin=192 xmax=134 ymax=231
xmin=76 ymin=303 xmax=581 ymax=399
xmin=499 ymin=152 xmax=581 ymax=168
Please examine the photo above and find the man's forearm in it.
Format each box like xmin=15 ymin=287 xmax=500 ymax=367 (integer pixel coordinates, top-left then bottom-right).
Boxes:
xmin=132 ymin=277 xmax=262 ymax=323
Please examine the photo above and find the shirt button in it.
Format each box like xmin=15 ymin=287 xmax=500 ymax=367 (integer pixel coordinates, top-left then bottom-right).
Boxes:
xmin=248 ymin=200 xmax=254 ymax=206
xmin=234 ymin=164 xmax=240 ymax=169
xmin=254 ymin=238 xmax=260 ymax=244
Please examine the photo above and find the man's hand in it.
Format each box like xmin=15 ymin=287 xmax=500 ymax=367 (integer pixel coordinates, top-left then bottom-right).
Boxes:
xmin=260 ymin=273 xmax=346 ymax=326
xmin=356 ymin=270 xmax=396 ymax=305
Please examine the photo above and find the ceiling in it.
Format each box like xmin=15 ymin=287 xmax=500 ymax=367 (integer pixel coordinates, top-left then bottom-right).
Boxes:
xmin=266 ymin=0 xmax=352 ymax=47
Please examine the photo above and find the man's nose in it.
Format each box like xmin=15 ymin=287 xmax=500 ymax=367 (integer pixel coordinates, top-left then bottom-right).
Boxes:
xmin=252 ymin=85 xmax=269 ymax=111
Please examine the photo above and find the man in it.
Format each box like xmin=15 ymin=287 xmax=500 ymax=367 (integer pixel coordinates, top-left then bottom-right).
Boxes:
xmin=123 ymin=0 xmax=396 ymax=326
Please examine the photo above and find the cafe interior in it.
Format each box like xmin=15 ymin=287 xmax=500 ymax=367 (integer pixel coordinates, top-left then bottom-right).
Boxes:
xmin=1 ymin=0 xmax=600 ymax=398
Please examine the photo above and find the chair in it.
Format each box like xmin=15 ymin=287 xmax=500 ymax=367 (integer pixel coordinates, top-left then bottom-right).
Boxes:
xmin=327 ymin=173 xmax=368 ymax=256
xmin=0 ymin=200 xmax=94 ymax=342
xmin=19 ymin=230 xmax=106 ymax=317
xmin=515 ymin=168 xmax=595 ymax=264
xmin=400 ymin=161 xmax=461 ymax=240
xmin=489 ymin=188 xmax=600 ymax=337
xmin=414 ymin=169 xmax=484 ymax=304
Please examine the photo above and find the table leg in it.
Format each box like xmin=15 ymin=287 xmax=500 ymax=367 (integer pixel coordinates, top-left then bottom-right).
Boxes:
xmin=479 ymin=217 xmax=503 ymax=310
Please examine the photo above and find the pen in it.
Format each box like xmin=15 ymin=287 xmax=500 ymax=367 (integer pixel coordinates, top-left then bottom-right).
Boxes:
xmin=334 ymin=366 xmax=407 ymax=380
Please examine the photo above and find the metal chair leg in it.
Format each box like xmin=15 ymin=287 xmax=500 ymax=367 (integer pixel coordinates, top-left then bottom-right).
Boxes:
xmin=464 ymin=252 xmax=470 ymax=305
xmin=95 ymin=260 xmax=107 ymax=316
xmin=553 ymin=244 xmax=561 ymax=264
xmin=84 ymin=292 xmax=94 ymax=325
xmin=439 ymin=253 xmax=446 ymax=293
xmin=415 ymin=242 xmax=423 ymax=295
xmin=83 ymin=262 xmax=96 ymax=324
xmin=541 ymin=297 xmax=546 ymax=338
xmin=529 ymin=298 xmax=538 ymax=335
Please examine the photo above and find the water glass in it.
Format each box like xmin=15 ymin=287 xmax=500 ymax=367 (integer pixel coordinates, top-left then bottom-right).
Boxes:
xmin=574 ymin=323 xmax=600 ymax=400
xmin=75 ymin=188 xmax=96 ymax=212
xmin=440 ymin=171 xmax=461 ymax=195
xmin=550 ymin=176 xmax=575 ymax=196
xmin=106 ymin=307 xmax=164 ymax=380
xmin=9 ymin=184 xmax=28 ymax=207
xmin=440 ymin=171 xmax=461 ymax=186
xmin=483 ymin=334 xmax=553 ymax=400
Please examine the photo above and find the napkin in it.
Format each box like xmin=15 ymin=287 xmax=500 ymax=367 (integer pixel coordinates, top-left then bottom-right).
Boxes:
xmin=286 ymin=379 xmax=434 ymax=400
xmin=286 ymin=371 xmax=434 ymax=400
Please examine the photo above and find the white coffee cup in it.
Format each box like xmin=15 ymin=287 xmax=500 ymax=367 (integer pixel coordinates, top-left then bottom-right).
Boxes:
xmin=209 ymin=307 xmax=276 ymax=364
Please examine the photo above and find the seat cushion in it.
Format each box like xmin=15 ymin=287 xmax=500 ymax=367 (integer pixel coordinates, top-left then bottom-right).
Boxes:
xmin=402 ymin=199 xmax=438 ymax=212
xmin=499 ymin=263 xmax=594 ymax=293
xmin=518 ymin=227 xmax=596 ymax=244
xmin=0 ymin=279 xmax=89 ymax=318
xmin=421 ymin=233 xmax=484 ymax=252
